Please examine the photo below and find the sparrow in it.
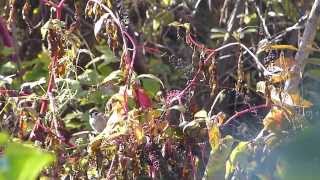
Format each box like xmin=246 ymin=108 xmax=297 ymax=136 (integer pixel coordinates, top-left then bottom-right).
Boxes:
xmin=89 ymin=108 xmax=108 ymax=133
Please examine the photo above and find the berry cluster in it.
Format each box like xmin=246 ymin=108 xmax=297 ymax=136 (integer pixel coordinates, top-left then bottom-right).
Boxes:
xmin=263 ymin=50 xmax=278 ymax=64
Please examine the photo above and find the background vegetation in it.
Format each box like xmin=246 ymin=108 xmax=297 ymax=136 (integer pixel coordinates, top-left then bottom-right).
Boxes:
xmin=1 ymin=0 xmax=320 ymax=179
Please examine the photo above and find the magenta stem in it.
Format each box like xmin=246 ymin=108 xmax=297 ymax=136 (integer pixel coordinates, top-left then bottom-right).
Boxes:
xmin=0 ymin=17 xmax=13 ymax=47
xmin=223 ymin=104 xmax=271 ymax=125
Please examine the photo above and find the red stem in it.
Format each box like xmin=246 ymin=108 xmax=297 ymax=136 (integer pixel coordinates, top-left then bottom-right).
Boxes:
xmin=169 ymin=33 xmax=216 ymax=105
xmin=0 ymin=17 xmax=13 ymax=47
xmin=56 ymin=0 xmax=67 ymax=19
xmin=40 ymin=0 xmax=65 ymax=19
xmin=223 ymin=104 xmax=271 ymax=125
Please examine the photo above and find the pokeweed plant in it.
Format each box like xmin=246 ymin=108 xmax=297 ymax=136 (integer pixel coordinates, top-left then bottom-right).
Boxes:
xmin=0 ymin=0 xmax=320 ymax=179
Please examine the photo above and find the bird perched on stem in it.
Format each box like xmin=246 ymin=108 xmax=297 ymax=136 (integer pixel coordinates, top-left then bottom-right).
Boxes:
xmin=89 ymin=108 xmax=108 ymax=133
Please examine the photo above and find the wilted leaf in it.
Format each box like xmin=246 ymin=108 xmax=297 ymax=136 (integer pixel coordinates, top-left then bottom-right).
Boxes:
xmin=270 ymin=86 xmax=313 ymax=108
xmin=256 ymin=81 xmax=266 ymax=94
xmin=41 ymin=19 xmax=65 ymax=39
xmin=268 ymin=45 xmax=298 ymax=51
xmin=94 ymin=14 xmax=110 ymax=38
xmin=263 ymin=107 xmax=289 ymax=132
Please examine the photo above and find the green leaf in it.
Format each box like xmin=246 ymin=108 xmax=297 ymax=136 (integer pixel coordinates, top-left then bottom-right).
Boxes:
xmin=0 ymin=133 xmax=8 ymax=145
xmin=23 ymin=68 xmax=48 ymax=82
xmin=136 ymin=74 xmax=164 ymax=88
xmin=153 ymin=19 xmax=160 ymax=31
xmin=141 ymin=78 xmax=160 ymax=97
xmin=86 ymin=46 xmax=118 ymax=69
xmin=204 ymin=135 xmax=235 ymax=179
xmin=305 ymin=69 xmax=320 ymax=81
xmin=225 ymin=141 xmax=250 ymax=179
xmin=0 ymin=47 xmax=14 ymax=56
xmin=162 ymin=0 xmax=172 ymax=6
xmin=78 ymin=69 xmax=103 ymax=85
xmin=21 ymin=77 xmax=46 ymax=89
xmin=0 ymin=141 xmax=55 ymax=180
xmin=101 ymin=70 xmax=123 ymax=85
xmin=0 ymin=61 xmax=17 ymax=74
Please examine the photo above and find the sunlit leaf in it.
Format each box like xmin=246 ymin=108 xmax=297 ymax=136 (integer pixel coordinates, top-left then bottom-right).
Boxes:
xmin=268 ymin=45 xmax=298 ymax=51
xmin=134 ymin=126 xmax=145 ymax=144
xmin=168 ymin=21 xmax=190 ymax=32
xmin=168 ymin=105 xmax=186 ymax=113
xmin=226 ymin=142 xmax=250 ymax=179
xmin=0 ymin=140 xmax=55 ymax=180
xmin=0 ymin=61 xmax=17 ymax=74
xmin=207 ymin=125 xmax=220 ymax=151
xmin=0 ymin=133 xmax=8 ymax=145
xmin=270 ymin=86 xmax=313 ymax=108
xmin=101 ymin=70 xmax=123 ymax=85
xmin=162 ymin=0 xmax=172 ymax=6
xmin=204 ymin=136 xmax=235 ymax=179
xmin=94 ymin=13 xmax=110 ymax=38
xmin=263 ymin=107 xmax=288 ymax=132
xmin=136 ymin=74 xmax=164 ymax=88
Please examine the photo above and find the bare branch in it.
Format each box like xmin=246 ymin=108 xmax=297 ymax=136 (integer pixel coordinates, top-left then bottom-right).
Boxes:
xmin=285 ymin=0 xmax=320 ymax=92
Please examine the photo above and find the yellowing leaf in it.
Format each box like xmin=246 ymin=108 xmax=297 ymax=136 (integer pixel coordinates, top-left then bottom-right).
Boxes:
xmin=168 ymin=21 xmax=190 ymax=32
xmin=163 ymin=0 xmax=172 ymax=6
xmin=263 ymin=107 xmax=287 ymax=132
xmin=269 ymin=72 xmax=295 ymax=83
xmin=194 ymin=109 xmax=208 ymax=120
xmin=268 ymin=45 xmax=298 ymax=51
xmin=153 ymin=19 xmax=160 ymax=31
xmin=270 ymin=86 xmax=313 ymax=108
xmin=134 ymin=126 xmax=144 ymax=143
xmin=256 ymin=81 xmax=266 ymax=94
xmin=273 ymin=57 xmax=295 ymax=71
xmin=207 ymin=125 xmax=220 ymax=151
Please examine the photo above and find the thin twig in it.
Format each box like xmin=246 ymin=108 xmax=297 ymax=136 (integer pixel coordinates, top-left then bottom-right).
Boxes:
xmin=215 ymin=42 xmax=272 ymax=75
xmin=254 ymin=2 xmax=271 ymax=38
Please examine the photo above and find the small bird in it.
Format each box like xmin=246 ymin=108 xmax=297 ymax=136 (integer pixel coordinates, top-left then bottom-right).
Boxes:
xmin=89 ymin=108 xmax=108 ymax=133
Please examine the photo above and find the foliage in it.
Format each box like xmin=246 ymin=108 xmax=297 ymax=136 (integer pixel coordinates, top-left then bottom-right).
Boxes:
xmin=0 ymin=0 xmax=320 ymax=179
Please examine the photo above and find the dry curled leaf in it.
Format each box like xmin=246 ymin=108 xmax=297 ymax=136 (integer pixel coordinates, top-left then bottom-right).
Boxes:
xmin=270 ymin=86 xmax=313 ymax=108
xmin=263 ymin=107 xmax=287 ymax=132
